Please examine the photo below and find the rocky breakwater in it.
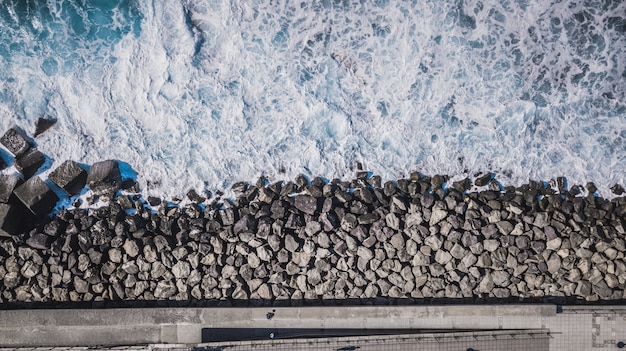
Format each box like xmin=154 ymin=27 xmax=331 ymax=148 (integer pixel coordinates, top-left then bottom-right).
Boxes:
xmin=1 ymin=169 xmax=625 ymax=306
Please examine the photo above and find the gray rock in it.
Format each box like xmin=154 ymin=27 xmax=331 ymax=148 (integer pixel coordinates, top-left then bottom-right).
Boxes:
xmin=25 ymin=232 xmax=51 ymax=249
xmin=20 ymin=260 xmax=40 ymax=279
xmin=73 ymin=276 xmax=89 ymax=294
xmin=305 ymin=221 xmax=321 ymax=236
xmin=357 ymin=246 xmax=374 ymax=260
xmin=592 ymin=280 xmax=612 ymax=299
xmin=256 ymin=283 xmax=272 ymax=300
xmin=123 ymin=239 xmax=139 ymax=257
xmin=533 ymin=212 xmax=550 ymax=228
xmin=234 ymin=214 xmax=257 ymax=235
xmin=477 ymin=273 xmax=495 ymax=293
xmin=575 ymin=280 xmax=592 ymax=296
xmin=172 ymin=261 xmax=191 ymax=279
xmin=450 ymin=243 xmax=466 ymax=260
xmin=429 ymin=204 xmax=447 ymax=226
xmin=385 ymin=213 xmax=400 ymax=230
xmin=154 ymin=280 xmax=177 ymax=299
xmin=495 ymin=221 xmax=514 ymax=235
xmin=307 ymin=268 xmax=322 ymax=285
xmin=121 ymin=261 xmax=139 ymax=274
xmin=285 ymin=234 xmax=299 ymax=252
xmin=411 ymin=252 xmax=430 ymax=266
xmin=294 ymin=194 xmax=318 ymax=215
xmin=434 ymin=250 xmax=452 ymax=265
xmin=483 ymin=239 xmax=499 ymax=252
xmin=108 ymin=248 xmax=122 ymax=263
xmin=491 ymin=271 xmax=510 ymax=287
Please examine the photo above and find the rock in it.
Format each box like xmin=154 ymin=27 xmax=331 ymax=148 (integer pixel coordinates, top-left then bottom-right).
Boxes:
xmin=20 ymin=260 xmax=40 ymax=279
xmin=86 ymin=160 xmax=122 ymax=196
xmin=546 ymin=238 xmax=562 ymax=251
xmin=294 ymin=194 xmax=318 ymax=215
xmin=411 ymin=252 xmax=430 ymax=266
xmin=429 ymin=203 xmax=447 ymax=225
xmin=257 ymin=283 xmax=272 ymax=299
xmin=1 ymin=128 xmax=32 ymax=157
xmin=0 ymin=174 xmax=21 ymax=203
xmin=483 ymin=239 xmax=499 ymax=252
xmin=108 ymin=248 xmax=122 ymax=263
xmin=495 ymin=221 xmax=514 ymax=235
xmin=307 ymin=268 xmax=322 ymax=286
xmin=305 ymin=221 xmax=321 ymax=236
xmin=357 ymin=246 xmax=374 ymax=260
xmin=26 ymin=232 xmax=51 ymax=249
xmin=421 ymin=192 xmax=435 ymax=208
xmin=424 ymin=235 xmax=442 ymax=251
xmin=121 ymin=261 xmax=139 ymax=274
xmin=0 ymin=203 xmax=24 ymax=236
xmin=389 ymin=233 xmax=405 ymax=250
xmin=123 ymin=239 xmax=139 ymax=257
xmin=15 ymin=149 xmax=45 ymax=179
xmin=285 ymin=234 xmax=299 ymax=252
xmin=48 ymin=160 xmax=88 ymax=196
xmin=13 ymin=176 xmax=59 ymax=217
xmin=592 ymin=280 xmax=612 ymax=299
xmin=477 ymin=273 xmax=495 ymax=293
xmin=533 ymin=212 xmax=550 ymax=228
xmin=233 ymin=214 xmax=257 ymax=235
xmin=546 ymin=254 xmax=561 ymax=274
xmin=575 ymin=280 xmax=592 ymax=296
xmin=530 ymin=241 xmax=546 ymax=254
xmin=450 ymin=243 xmax=466 ymax=260
xmin=154 ymin=280 xmax=177 ymax=299
xmin=474 ymin=173 xmax=493 ymax=186
xmin=435 ymin=250 xmax=452 ymax=265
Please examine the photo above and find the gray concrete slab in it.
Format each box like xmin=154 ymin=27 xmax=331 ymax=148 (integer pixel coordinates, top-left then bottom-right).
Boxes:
xmin=0 ymin=305 xmax=624 ymax=350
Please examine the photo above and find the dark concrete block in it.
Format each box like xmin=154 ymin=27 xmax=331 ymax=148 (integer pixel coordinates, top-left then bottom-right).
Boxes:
xmin=49 ymin=160 xmax=87 ymax=196
xmin=0 ymin=174 xmax=22 ymax=203
xmin=15 ymin=149 xmax=46 ymax=179
xmin=86 ymin=160 xmax=122 ymax=196
xmin=13 ymin=176 xmax=59 ymax=217
xmin=34 ymin=117 xmax=57 ymax=137
xmin=0 ymin=203 xmax=23 ymax=237
xmin=0 ymin=128 xmax=33 ymax=157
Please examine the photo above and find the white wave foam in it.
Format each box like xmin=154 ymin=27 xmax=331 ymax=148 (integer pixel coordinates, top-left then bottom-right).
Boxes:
xmin=0 ymin=0 xmax=625 ymax=198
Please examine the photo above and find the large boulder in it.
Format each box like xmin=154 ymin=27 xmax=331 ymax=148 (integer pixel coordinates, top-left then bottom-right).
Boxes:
xmin=13 ymin=176 xmax=59 ymax=217
xmin=0 ymin=128 xmax=33 ymax=157
xmin=49 ymin=160 xmax=88 ymax=195
xmin=15 ymin=149 xmax=46 ymax=179
xmin=0 ymin=203 xmax=25 ymax=236
xmin=86 ymin=160 xmax=122 ymax=196
xmin=0 ymin=174 xmax=21 ymax=203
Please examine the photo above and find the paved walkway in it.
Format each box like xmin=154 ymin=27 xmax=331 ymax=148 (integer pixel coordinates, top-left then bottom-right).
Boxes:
xmin=0 ymin=305 xmax=624 ymax=350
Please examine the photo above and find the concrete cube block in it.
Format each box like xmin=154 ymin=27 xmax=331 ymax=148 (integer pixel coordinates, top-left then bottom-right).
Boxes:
xmin=0 ymin=128 xmax=33 ymax=157
xmin=0 ymin=203 xmax=23 ymax=237
xmin=13 ymin=176 xmax=59 ymax=217
xmin=87 ymin=160 xmax=122 ymax=196
xmin=15 ymin=149 xmax=46 ymax=179
xmin=49 ymin=160 xmax=87 ymax=196
xmin=0 ymin=174 xmax=22 ymax=203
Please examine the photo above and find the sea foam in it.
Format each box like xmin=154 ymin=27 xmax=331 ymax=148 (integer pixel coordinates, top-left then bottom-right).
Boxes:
xmin=0 ymin=0 xmax=625 ymax=198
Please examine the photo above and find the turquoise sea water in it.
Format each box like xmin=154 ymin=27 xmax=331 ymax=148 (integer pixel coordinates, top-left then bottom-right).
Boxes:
xmin=0 ymin=0 xmax=625 ymax=198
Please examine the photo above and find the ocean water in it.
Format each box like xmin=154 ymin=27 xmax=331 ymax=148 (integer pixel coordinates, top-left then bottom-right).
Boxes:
xmin=0 ymin=0 xmax=625 ymax=199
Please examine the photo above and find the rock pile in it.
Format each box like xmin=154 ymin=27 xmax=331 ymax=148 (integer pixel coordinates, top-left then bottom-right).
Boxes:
xmin=1 ymin=170 xmax=625 ymax=306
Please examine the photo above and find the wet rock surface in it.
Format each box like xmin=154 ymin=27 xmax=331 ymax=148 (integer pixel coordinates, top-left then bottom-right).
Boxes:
xmin=1 ymin=170 xmax=626 ymax=307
